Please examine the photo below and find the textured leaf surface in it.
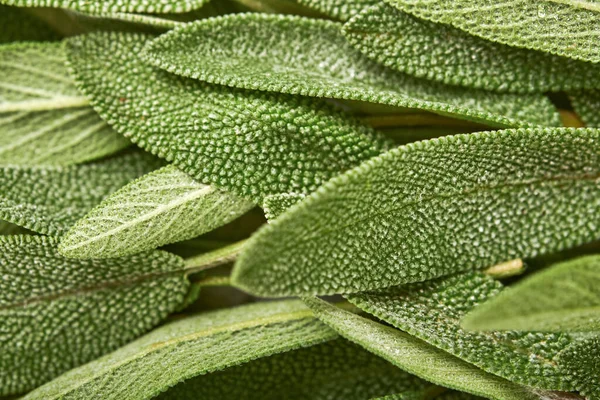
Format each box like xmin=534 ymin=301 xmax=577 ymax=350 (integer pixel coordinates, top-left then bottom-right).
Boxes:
xmin=23 ymin=300 xmax=337 ymax=400
xmin=0 ymin=5 xmax=60 ymax=43
xmin=263 ymin=193 xmax=306 ymax=221
xmin=386 ymin=0 xmax=600 ymax=64
xmin=0 ymin=42 xmax=129 ymax=165
xmin=570 ymin=91 xmax=600 ymax=127
xmin=59 ymin=165 xmax=254 ymax=258
xmin=463 ymin=256 xmax=600 ymax=332
xmin=348 ymin=273 xmax=574 ymax=390
xmin=344 ymin=3 xmax=600 ymax=93
xmin=0 ymin=151 xmax=162 ymax=236
xmin=0 ymin=235 xmax=189 ymax=395
xmin=292 ymin=0 xmax=378 ymax=20
xmin=66 ymin=32 xmax=389 ymax=203
xmin=0 ymin=0 xmax=210 ymax=13
xmin=304 ymin=297 xmax=543 ymax=400
xmin=233 ymin=128 xmax=600 ymax=296
xmin=559 ymin=337 xmax=600 ymax=399
xmin=143 ymin=13 xmax=560 ymax=128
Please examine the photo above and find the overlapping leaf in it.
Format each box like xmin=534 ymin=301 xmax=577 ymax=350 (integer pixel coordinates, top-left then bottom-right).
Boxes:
xmin=0 ymin=4 xmax=59 ymax=43
xmin=0 ymin=235 xmax=189 ymax=395
xmin=143 ymin=13 xmax=560 ymax=128
xmin=559 ymin=337 xmax=600 ymax=399
xmin=0 ymin=0 xmax=210 ymax=13
xmin=343 ymin=3 xmax=600 ymax=93
xmin=233 ymin=128 xmax=600 ymax=296
xmin=262 ymin=193 xmax=306 ymax=221
xmin=292 ymin=0 xmax=378 ymax=20
xmin=570 ymin=91 xmax=600 ymax=127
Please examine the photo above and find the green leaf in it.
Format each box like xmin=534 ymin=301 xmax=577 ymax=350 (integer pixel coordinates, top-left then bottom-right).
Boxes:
xmin=0 ymin=0 xmax=210 ymax=13
xmin=570 ymin=91 xmax=600 ymax=127
xmin=303 ymin=297 xmax=546 ymax=400
xmin=233 ymin=128 xmax=600 ymax=296
xmin=23 ymin=300 xmax=337 ymax=400
xmin=0 ymin=5 xmax=60 ymax=43
xmin=292 ymin=0 xmax=378 ymax=21
xmin=143 ymin=13 xmax=560 ymax=128
xmin=0 ymin=42 xmax=130 ymax=165
xmin=59 ymin=165 xmax=254 ymax=258
xmin=66 ymin=31 xmax=389 ymax=203
xmin=558 ymin=337 xmax=600 ymax=399
xmin=262 ymin=193 xmax=306 ymax=221
xmin=343 ymin=3 xmax=600 ymax=93
xmin=549 ymin=0 xmax=600 ymax=11
xmin=347 ymin=272 xmax=575 ymax=390
xmin=462 ymin=255 xmax=600 ymax=332
xmin=385 ymin=0 xmax=600 ymax=64
xmin=0 ymin=235 xmax=189 ymax=395
xmin=0 ymin=151 xmax=162 ymax=236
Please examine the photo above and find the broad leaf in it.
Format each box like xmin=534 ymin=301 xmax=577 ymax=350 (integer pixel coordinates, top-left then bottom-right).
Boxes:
xmin=143 ymin=13 xmax=560 ymax=128
xmin=348 ymin=272 xmax=575 ymax=390
xmin=0 ymin=0 xmax=210 ymax=13
xmin=0 ymin=235 xmax=189 ymax=395
xmin=0 ymin=151 xmax=162 ymax=236
xmin=233 ymin=128 xmax=600 ymax=296
xmin=570 ymin=91 xmax=600 ymax=127
xmin=462 ymin=255 xmax=600 ymax=332
xmin=0 ymin=42 xmax=130 ymax=165
xmin=558 ymin=337 xmax=600 ymax=400
xmin=66 ymin=31 xmax=389 ymax=203
xmin=262 ymin=193 xmax=305 ymax=221
xmin=59 ymin=165 xmax=254 ymax=258
xmin=385 ymin=0 xmax=600 ymax=64
xmin=343 ymin=3 xmax=600 ymax=93
xmin=0 ymin=4 xmax=59 ymax=43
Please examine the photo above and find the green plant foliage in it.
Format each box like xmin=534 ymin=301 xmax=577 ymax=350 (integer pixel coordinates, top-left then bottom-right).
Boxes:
xmin=462 ymin=256 xmax=600 ymax=332
xmin=0 ymin=151 xmax=162 ymax=235
xmin=59 ymin=165 xmax=254 ymax=258
xmin=570 ymin=91 xmax=600 ymax=127
xmin=143 ymin=13 xmax=560 ymax=128
xmin=0 ymin=0 xmax=210 ymax=13
xmin=233 ymin=128 xmax=600 ymax=296
xmin=343 ymin=3 xmax=600 ymax=93
xmin=262 ymin=193 xmax=305 ymax=221
xmin=548 ymin=0 xmax=600 ymax=11
xmin=386 ymin=0 xmax=600 ymax=64
xmin=0 ymin=5 xmax=59 ymax=42
xmin=559 ymin=337 xmax=600 ymax=400
xmin=292 ymin=0 xmax=378 ymax=20
xmin=0 ymin=235 xmax=189 ymax=395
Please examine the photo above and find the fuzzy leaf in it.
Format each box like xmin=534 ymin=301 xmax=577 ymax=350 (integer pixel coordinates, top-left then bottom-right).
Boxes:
xmin=59 ymin=165 xmax=254 ymax=258
xmin=348 ymin=272 xmax=574 ymax=390
xmin=549 ymin=0 xmax=600 ymax=11
xmin=233 ymin=128 xmax=600 ymax=296
xmin=303 ymin=297 xmax=545 ymax=400
xmin=0 ymin=5 xmax=60 ymax=43
xmin=0 ymin=235 xmax=189 ymax=395
xmin=262 ymin=193 xmax=306 ymax=221
xmin=570 ymin=91 xmax=600 ymax=127
xmin=143 ymin=13 xmax=560 ymax=128
xmin=386 ymin=0 xmax=600 ymax=64
xmin=66 ymin=31 xmax=389 ymax=203
xmin=343 ymin=3 xmax=600 ymax=93
xmin=0 ymin=42 xmax=130 ymax=165
xmin=23 ymin=300 xmax=338 ymax=400
xmin=463 ymin=255 xmax=600 ymax=332
xmin=0 ymin=151 xmax=162 ymax=236
xmin=559 ymin=337 xmax=600 ymax=399
xmin=0 ymin=0 xmax=210 ymax=13
xmin=292 ymin=0 xmax=378 ymax=20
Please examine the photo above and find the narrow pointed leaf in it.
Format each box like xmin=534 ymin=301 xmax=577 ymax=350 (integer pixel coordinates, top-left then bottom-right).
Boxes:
xmin=0 ymin=4 xmax=60 ymax=43
xmin=0 ymin=0 xmax=210 ymax=13
xmin=558 ymin=337 xmax=600 ymax=399
xmin=570 ymin=91 xmax=600 ymax=127
xmin=233 ymin=128 xmax=600 ymax=296
xmin=343 ymin=3 xmax=600 ymax=93
xmin=0 ymin=235 xmax=189 ymax=395
xmin=143 ymin=14 xmax=560 ymax=128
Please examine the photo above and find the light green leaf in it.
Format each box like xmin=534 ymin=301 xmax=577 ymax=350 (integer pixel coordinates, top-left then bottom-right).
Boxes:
xmin=0 ymin=0 xmax=210 ymax=13
xmin=0 ymin=42 xmax=130 ymax=165
xmin=558 ymin=337 xmax=600 ymax=399
xmin=348 ymin=272 xmax=574 ymax=390
xmin=59 ymin=165 xmax=254 ymax=258
xmin=303 ymin=297 xmax=546 ymax=400
xmin=570 ymin=91 xmax=600 ymax=127
xmin=0 ymin=235 xmax=189 ymax=395
xmin=66 ymin=31 xmax=389 ymax=203
xmin=462 ymin=255 xmax=600 ymax=332
xmin=262 ymin=193 xmax=306 ymax=221
xmin=385 ymin=0 xmax=600 ymax=64
xmin=23 ymin=300 xmax=337 ymax=400
xmin=233 ymin=128 xmax=600 ymax=296
xmin=292 ymin=0 xmax=378 ymax=20
xmin=143 ymin=13 xmax=560 ymax=128
xmin=0 ymin=4 xmax=60 ymax=43
xmin=0 ymin=151 xmax=162 ymax=236
xmin=343 ymin=3 xmax=600 ymax=93
xmin=548 ymin=0 xmax=600 ymax=12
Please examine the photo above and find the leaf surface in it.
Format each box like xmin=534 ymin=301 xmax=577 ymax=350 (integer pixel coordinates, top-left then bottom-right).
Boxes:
xmin=233 ymin=128 xmax=600 ymax=296
xmin=143 ymin=13 xmax=560 ymax=128
xmin=559 ymin=337 xmax=600 ymax=400
xmin=570 ymin=91 xmax=600 ymax=127
xmin=262 ymin=193 xmax=306 ymax=221
xmin=0 ymin=0 xmax=210 ymax=13
xmin=292 ymin=0 xmax=378 ymax=20
xmin=0 ymin=4 xmax=60 ymax=43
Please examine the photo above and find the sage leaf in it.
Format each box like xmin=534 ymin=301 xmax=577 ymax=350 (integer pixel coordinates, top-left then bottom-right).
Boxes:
xmin=233 ymin=128 xmax=600 ymax=296
xmin=343 ymin=3 xmax=600 ymax=93
xmin=386 ymin=0 xmax=600 ymax=64
xmin=143 ymin=13 xmax=560 ymax=128
xmin=570 ymin=91 xmax=600 ymax=127
xmin=23 ymin=300 xmax=337 ymax=400
xmin=0 ymin=0 xmax=210 ymax=13
xmin=66 ymin=31 xmax=389 ymax=203
xmin=0 ymin=151 xmax=162 ymax=236
xmin=0 ymin=4 xmax=59 ymax=43
xmin=291 ymin=0 xmax=378 ymax=21
xmin=548 ymin=0 xmax=600 ymax=11
xmin=262 ymin=193 xmax=306 ymax=221
xmin=0 ymin=235 xmax=189 ymax=395
xmin=462 ymin=255 xmax=600 ymax=332
xmin=59 ymin=165 xmax=254 ymax=258
xmin=347 ymin=272 xmax=574 ymax=390
xmin=559 ymin=337 xmax=600 ymax=400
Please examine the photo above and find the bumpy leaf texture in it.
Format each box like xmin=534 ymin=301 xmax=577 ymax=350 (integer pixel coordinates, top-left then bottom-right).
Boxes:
xmin=292 ymin=0 xmax=378 ymax=20
xmin=0 ymin=235 xmax=189 ymax=395
xmin=570 ymin=91 xmax=600 ymax=127
xmin=0 ymin=151 xmax=162 ymax=235
xmin=23 ymin=301 xmax=337 ymax=400
xmin=143 ymin=13 xmax=560 ymax=128
xmin=0 ymin=4 xmax=59 ymax=42
xmin=66 ymin=31 xmax=389 ymax=203
xmin=559 ymin=337 xmax=600 ymax=400
xmin=0 ymin=42 xmax=130 ymax=165
xmin=549 ymin=0 xmax=600 ymax=11
xmin=0 ymin=0 xmax=210 ymax=13
xmin=233 ymin=128 xmax=600 ymax=296
xmin=343 ymin=2 xmax=600 ymax=93
xmin=262 ymin=193 xmax=306 ymax=221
